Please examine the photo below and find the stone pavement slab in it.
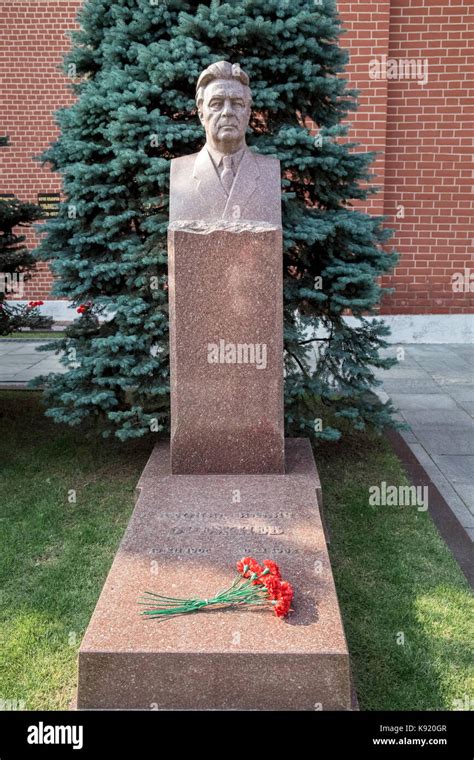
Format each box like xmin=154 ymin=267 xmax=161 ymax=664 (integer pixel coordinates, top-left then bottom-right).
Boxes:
xmin=408 ymin=427 xmax=474 ymax=456
xmin=0 ymin=341 xmax=63 ymax=386
xmin=380 ymin=344 xmax=474 ymax=540
xmin=389 ymin=394 xmax=459 ymax=411
xmin=402 ymin=409 xmax=472 ymax=427
xmin=406 ymin=443 xmax=474 ymax=528
xmin=382 ymin=378 xmax=446 ymax=395
xmin=431 ymin=455 xmax=474 ymax=485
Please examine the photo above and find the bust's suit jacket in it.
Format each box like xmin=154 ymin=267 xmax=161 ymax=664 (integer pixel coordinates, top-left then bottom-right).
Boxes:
xmin=169 ymin=146 xmax=281 ymax=225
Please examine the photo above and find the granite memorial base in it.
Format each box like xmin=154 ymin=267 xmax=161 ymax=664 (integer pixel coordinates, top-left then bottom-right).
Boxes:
xmin=168 ymin=221 xmax=285 ymax=475
xmin=76 ymin=438 xmax=352 ymax=711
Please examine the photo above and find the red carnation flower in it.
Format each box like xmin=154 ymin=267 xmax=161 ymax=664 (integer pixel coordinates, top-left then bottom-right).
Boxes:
xmin=279 ymin=580 xmax=293 ymax=601
xmin=237 ymin=556 xmax=260 ymax=578
xmin=236 ymin=557 xmax=250 ymax=575
xmin=274 ymin=598 xmax=292 ymax=618
xmin=263 ymin=559 xmax=281 ymax=579
xmin=248 ymin=558 xmax=263 ymax=575
xmin=262 ymin=572 xmax=281 ymax=593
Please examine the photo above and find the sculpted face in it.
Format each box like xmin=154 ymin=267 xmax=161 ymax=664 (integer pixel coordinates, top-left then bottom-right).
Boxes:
xmin=199 ymin=79 xmax=251 ymax=154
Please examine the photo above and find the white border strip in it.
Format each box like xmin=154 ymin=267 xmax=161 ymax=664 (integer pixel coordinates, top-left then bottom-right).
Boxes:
xmin=345 ymin=314 xmax=473 ymax=344
xmin=7 ymin=301 xmax=473 ymax=343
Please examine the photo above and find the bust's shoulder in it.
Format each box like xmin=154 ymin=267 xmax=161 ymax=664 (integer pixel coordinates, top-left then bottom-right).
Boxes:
xmin=249 ymin=150 xmax=280 ymax=168
xmin=170 ymin=152 xmax=201 ymax=169
xmin=251 ymin=151 xmax=279 ymax=162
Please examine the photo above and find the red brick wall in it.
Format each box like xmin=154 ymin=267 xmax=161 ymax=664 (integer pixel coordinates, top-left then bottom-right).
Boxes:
xmin=337 ymin=1 xmax=391 ymax=217
xmin=382 ymin=0 xmax=473 ymax=314
xmin=0 ymin=1 xmax=81 ymax=300
xmin=1 ymin=0 xmax=473 ymax=314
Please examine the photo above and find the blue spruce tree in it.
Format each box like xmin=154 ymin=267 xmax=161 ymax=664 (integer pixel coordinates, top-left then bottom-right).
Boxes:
xmin=34 ymin=0 xmax=398 ymax=440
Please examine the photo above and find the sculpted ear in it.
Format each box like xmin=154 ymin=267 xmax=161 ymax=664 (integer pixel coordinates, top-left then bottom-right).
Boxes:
xmin=196 ymin=101 xmax=205 ymax=125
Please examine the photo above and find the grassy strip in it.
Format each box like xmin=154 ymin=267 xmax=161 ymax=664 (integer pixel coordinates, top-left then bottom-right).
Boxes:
xmin=316 ymin=431 xmax=473 ymax=711
xmin=0 ymin=391 xmax=151 ymax=710
xmin=0 ymin=332 xmax=65 ymax=341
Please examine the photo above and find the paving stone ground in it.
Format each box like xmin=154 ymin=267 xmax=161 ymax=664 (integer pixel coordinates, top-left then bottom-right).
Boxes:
xmin=376 ymin=344 xmax=474 ymax=542
xmin=0 ymin=340 xmax=63 ymax=387
xmin=1 ymin=340 xmax=472 ymax=541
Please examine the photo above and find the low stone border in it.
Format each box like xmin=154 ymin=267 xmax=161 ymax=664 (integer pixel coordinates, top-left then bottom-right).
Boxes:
xmin=386 ymin=429 xmax=473 ymax=588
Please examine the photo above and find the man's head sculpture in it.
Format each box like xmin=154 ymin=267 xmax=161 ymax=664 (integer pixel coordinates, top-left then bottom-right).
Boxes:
xmin=195 ymin=61 xmax=252 ymax=155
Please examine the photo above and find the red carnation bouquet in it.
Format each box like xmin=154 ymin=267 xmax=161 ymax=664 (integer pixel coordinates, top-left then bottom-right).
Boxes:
xmin=139 ymin=557 xmax=293 ymax=619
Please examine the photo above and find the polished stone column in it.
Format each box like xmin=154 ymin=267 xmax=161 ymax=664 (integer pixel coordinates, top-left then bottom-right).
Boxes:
xmin=168 ymin=220 xmax=285 ymax=474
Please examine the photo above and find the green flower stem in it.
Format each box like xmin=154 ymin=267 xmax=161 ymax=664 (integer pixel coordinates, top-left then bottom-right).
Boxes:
xmin=141 ymin=592 xmax=195 ymax=602
xmin=140 ymin=573 xmax=272 ymax=617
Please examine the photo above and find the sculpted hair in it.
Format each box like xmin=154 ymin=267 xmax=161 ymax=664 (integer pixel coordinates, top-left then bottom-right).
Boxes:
xmin=195 ymin=60 xmax=252 ymax=110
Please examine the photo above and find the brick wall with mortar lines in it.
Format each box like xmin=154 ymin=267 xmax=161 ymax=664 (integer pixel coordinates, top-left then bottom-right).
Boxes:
xmin=0 ymin=1 xmax=81 ymax=301
xmin=382 ymin=0 xmax=473 ymax=314
xmin=1 ymin=0 xmax=472 ymax=314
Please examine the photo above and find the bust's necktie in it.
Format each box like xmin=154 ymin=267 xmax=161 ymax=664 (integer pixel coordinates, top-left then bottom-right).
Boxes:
xmin=220 ymin=155 xmax=234 ymax=195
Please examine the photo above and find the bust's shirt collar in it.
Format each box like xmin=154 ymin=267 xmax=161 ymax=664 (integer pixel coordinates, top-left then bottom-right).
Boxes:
xmin=206 ymin=144 xmax=246 ymax=171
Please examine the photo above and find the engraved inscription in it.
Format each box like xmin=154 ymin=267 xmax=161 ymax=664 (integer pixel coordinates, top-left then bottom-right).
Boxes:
xmin=148 ymin=548 xmax=210 ymax=556
xmin=170 ymin=525 xmax=284 ymax=536
xmin=157 ymin=511 xmax=292 ymax=520
xmin=150 ymin=506 xmax=299 ymax=555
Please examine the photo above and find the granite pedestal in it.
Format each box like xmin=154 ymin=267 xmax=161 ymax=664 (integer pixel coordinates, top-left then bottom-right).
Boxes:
xmin=168 ymin=221 xmax=284 ymax=474
xmin=76 ymin=438 xmax=352 ymax=711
